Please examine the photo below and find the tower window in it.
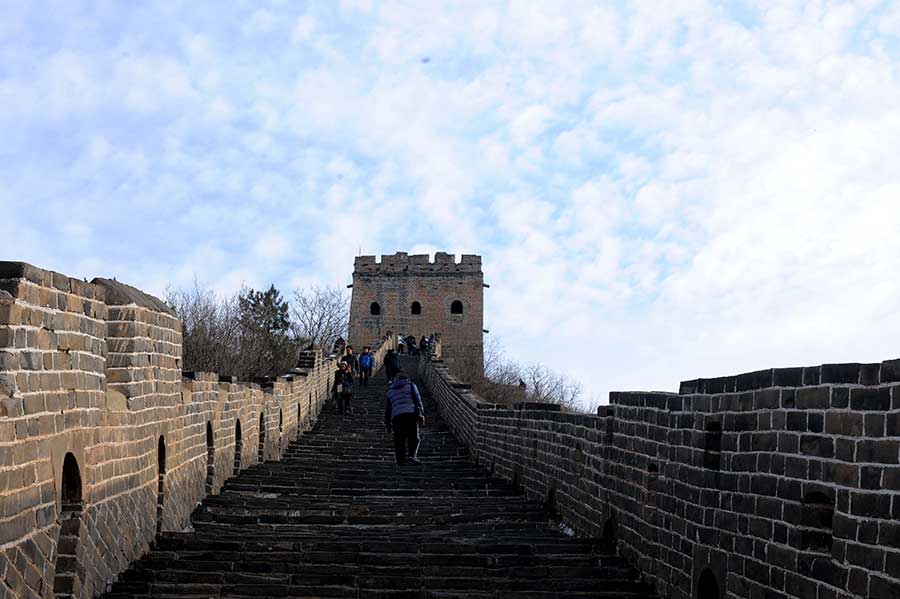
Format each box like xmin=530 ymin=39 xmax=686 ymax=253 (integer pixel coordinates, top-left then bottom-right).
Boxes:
xmin=450 ymin=300 xmax=463 ymax=314
xmin=370 ymin=302 xmax=381 ymax=315
xmin=411 ymin=301 xmax=422 ymax=315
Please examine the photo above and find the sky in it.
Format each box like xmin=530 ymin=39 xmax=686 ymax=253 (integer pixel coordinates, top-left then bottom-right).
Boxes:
xmin=2 ymin=1 xmax=900 ymax=407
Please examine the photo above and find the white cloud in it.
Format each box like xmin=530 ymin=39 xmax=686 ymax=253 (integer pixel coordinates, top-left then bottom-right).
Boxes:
xmin=292 ymin=15 xmax=317 ymax=42
xmin=3 ymin=1 xmax=900 ymax=408
xmin=254 ymin=235 xmax=292 ymax=259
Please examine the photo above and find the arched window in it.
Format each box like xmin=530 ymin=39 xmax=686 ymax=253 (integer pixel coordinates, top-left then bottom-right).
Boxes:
xmin=157 ymin=436 xmax=166 ymax=533
xmin=411 ymin=301 xmax=422 ymax=315
xmin=450 ymin=300 xmax=463 ymax=314
xmin=258 ymin=413 xmax=266 ymax=462
xmin=233 ymin=420 xmax=243 ymax=475
xmin=205 ymin=422 xmax=215 ymax=494
xmin=279 ymin=409 xmax=283 ymax=433
xmin=370 ymin=302 xmax=381 ymax=315
xmin=801 ymin=492 xmax=834 ymax=552
xmin=696 ymin=569 xmax=720 ymax=599
xmin=54 ymin=453 xmax=83 ymax=597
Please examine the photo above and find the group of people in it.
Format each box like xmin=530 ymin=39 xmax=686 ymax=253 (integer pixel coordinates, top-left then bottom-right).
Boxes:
xmin=331 ymin=345 xmax=375 ymax=415
xmin=397 ymin=334 xmax=434 ymax=356
xmin=331 ymin=345 xmax=426 ymax=466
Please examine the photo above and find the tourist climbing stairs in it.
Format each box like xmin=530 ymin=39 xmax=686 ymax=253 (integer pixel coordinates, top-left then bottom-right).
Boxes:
xmin=103 ymin=357 xmax=654 ymax=598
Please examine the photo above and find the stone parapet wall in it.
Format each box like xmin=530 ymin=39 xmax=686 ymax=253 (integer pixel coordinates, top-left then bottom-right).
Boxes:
xmin=0 ymin=261 xmax=391 ymax=599
xmin=419 ymin=351 xmax=900 ymax=599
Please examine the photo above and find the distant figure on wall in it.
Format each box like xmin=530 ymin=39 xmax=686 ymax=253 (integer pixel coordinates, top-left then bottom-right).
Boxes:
xmin=332 ymin=362 xmax=354 ymax=415
xmin=358 ymin=346 xmax=375 ymax=387
xmin=384 ymin=349 xmax=401 ymax=382
xmin=419 ymin=336 xmax=428 ymax=354
xmin=406 ymin=335 xmax=418 ymax=356
xmin=385 ymin=371 xmax=426 ymax=466
xmin=397 ymin=336 xmax=406 ymax=354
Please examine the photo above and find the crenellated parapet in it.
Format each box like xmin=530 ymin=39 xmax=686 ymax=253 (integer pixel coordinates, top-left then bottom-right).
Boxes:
xmin=419 ymin=350 xmax=900 ymax=599
xmin=353 ymin=252 xmax=482 ymax=275
xmin=0 ymin=261 xmax=392 ymax=599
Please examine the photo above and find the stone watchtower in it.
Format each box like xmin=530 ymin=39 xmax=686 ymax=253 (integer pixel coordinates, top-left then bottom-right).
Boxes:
xmin=348 ymin=252 xmax=484 ymax=374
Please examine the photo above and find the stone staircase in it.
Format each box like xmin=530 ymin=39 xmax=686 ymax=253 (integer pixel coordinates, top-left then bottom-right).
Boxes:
xmin=102 ymin=357 xmax=654 ymax=599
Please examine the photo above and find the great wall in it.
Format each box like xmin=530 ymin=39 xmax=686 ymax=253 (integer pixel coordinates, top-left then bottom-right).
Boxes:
xmin=1 ymin=255 xmax=899 ymax=599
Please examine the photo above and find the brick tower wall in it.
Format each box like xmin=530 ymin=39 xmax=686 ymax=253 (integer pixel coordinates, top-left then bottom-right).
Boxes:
xmin=348 ymin=252 xmax=483 ymax=374
xmin=0 ymin=261 xmax=393 ymax=598
xmin=420 ymin=351 xmax=900 ymax=599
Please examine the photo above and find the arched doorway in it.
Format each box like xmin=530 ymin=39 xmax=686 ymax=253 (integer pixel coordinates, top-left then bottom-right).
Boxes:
xmin=53 ymin=453 xmax=83 ymax=598
xmin=370 ymin=302 xmax=381 ymax=315
xmin=205 ymin=422 xmax=215 ymax=494
xmin=156 ymin=436 xmax=166 ymax=534
xmin=696 ymin=569 xmax=720 ymax=599
xmin=233 ymin=420 xmax=243 ymax=475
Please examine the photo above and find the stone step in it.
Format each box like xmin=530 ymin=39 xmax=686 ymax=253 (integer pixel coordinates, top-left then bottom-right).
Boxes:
xmin=102 ymin=359 xmax=654 ymax=599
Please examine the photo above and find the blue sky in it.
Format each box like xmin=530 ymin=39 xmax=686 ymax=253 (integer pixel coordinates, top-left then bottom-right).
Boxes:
xmin=3 ymin=1 xmax=900 ymax=406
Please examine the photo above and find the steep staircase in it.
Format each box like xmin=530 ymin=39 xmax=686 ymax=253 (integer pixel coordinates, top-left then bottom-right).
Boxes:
xmin=103 ymin=357 xmax=654 ymax=598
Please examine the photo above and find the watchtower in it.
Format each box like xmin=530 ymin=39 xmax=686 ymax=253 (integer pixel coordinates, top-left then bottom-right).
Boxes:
xmin=348 ymin=252 xmax=484 ymax=374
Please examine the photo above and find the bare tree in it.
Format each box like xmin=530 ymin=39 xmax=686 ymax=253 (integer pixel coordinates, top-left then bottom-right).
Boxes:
xmin=455 ymin=336 xmax=584 ymax=411
xmin=520 ymin=363 xmax=583 ymax=411
xmin=291 ymin=286 xmax=349 ymax=352
xmin=166 ymin=280 xmax=241 ymax=375
xmin=168 ymin=280 xmax=300 ymax=380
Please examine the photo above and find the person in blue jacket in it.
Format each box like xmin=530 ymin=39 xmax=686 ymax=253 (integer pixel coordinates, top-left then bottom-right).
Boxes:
xmin=385 ymin=372 xmax=426 ymax=465
xmin=358 ymin=346 xmax=375 ymax=387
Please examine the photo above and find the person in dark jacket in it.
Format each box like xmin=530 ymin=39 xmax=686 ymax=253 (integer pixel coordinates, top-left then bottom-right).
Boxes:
xmin=358 ymin=346 xmax=375 ymax=386
xmin=341 ymin=346 xmax=359 ymax=375
xmin=385 ymin=372 xmax=426 ymax=465
xmin=332 ymin=361 xmax=354 ymax=415
xmin=419 ymin=336 xmax=428 ymax=354
xmin=384 ymin=349 xmax=400 ymax=382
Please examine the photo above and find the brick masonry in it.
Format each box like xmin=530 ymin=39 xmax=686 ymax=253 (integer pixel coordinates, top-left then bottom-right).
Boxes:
xmin=0 ymin=261 xmax=392 ymax=599
xmin=349 ymin=252 xmax=484 ymax=373
xmin=420 ymin=348 xmax=900 ymax=599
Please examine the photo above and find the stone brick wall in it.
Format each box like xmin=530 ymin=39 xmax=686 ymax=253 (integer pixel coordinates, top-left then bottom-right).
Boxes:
xmin=349 ymin=252 xmax=483 ymax=373
xmin=0 ymin=261 xmax=392 ymax=599
xmin=420 ymin=351 xmax=900 ymax=599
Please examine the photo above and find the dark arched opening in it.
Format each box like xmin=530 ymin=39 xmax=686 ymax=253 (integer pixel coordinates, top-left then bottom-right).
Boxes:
xmin=370 ymin=302 xmax=381 ymax=315
xmin=54 ymin=453 xmax=84 ymax=598
xmin=696 ymin=569 xmax=720 ymax=599
xmin=801 ymin=492 xmax=834 ymax=552
xmin=545 ymin=487 xmax=558 ymax=518
xmin=156 ymin=436 xmax=166 ymax=534
xmin=205 ymin=422 xmax=215 ymax=494
xmin=704 ymin=421 xmax=722 ymax=471
xmin=450 ymin=300 xmax=463 ymax=314
xmin=279 ymin=409 xmax=283 ymax=433
xmin=511 ymin=468 xmax=523 ymax=495
xmin=411 ymin=301 xmax=422 ymax=315
xmin=234 ymin=420 xmax=243 ymax=475
xmin=258 ymin=413 xmax=266 ymax=462
xmin=600 ymin=513 xmax=617 ymax=554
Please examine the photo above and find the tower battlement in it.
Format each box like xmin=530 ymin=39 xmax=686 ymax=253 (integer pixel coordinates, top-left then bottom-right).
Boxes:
xmin=354 ymin=252 xmax=482 ymax=275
